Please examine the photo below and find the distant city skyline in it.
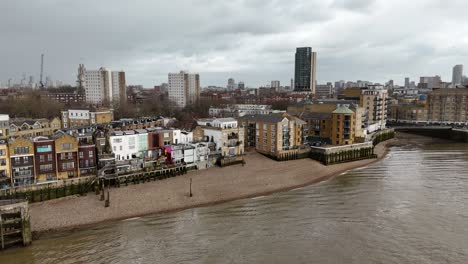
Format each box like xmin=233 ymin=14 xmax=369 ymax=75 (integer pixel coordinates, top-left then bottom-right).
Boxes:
xmin=1 ymin=1 xmax=468 ymax=88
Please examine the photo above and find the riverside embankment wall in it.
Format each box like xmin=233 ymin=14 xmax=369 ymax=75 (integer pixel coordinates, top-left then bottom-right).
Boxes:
xmin=395 ymin=127 xmax=468 ymax=142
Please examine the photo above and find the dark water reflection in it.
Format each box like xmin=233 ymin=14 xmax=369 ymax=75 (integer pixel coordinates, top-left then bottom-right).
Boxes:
xmin=1 ymin=139 xmax=468 ymax=263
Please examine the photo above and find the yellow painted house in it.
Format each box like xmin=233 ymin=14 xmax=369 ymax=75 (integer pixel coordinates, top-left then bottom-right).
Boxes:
xmin=54 ymin=133 xmax=79 ymax=179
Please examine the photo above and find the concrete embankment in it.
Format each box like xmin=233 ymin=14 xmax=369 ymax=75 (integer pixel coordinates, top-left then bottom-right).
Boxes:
xmin=29 ymin=139 xmax=396 ymax=238
xmin=395 ymin=127 xmax=468 ymax=142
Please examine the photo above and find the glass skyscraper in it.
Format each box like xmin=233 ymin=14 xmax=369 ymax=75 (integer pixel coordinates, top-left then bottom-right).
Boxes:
xmin=294 ymin=47 xmax=316 ymax=94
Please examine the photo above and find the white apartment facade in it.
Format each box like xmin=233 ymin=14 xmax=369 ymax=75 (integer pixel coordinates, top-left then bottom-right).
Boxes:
xmin=361 ymin=85 xmax=389 ymax=132
xmin=84 ymin=67 xmax=126 ymax=105
xmin=209 ymin=104 xmax=276 ymax=118
xmin=168 ymin=71 xmax=200 ymax=107
xmin=110 ymin=131 xmax=139 ymax=161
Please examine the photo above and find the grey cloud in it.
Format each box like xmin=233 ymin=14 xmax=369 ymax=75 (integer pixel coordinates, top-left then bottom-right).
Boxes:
xmin=0 ymin=0 xmax=467 ymax=88
xmin=332 ymin=0 xmax=376 ymax=11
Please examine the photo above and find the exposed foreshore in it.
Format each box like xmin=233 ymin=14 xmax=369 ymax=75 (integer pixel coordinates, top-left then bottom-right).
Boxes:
xmin=30 ymin=138 xmax=397 ymax=239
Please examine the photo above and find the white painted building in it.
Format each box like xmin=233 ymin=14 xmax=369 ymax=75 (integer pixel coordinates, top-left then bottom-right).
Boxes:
xmin=180 ymin=143 xmax=210 ymax=164
xmin=196 ymin=118 xmax=238 ymax=129
xmin=209 ymin=104 xmax=276 ymax=118
xmin=83 ymin=66 xmax=126 ymax=104
xmin=180 ymin=131 xmax=193 ymax=144
xmin=110 ymin=130 xmax=139 ymax=161
xmin=168 ymin=71 xmax=200 ymax=107
xmin=195 ymin=118 xmax=244 ymax=156
xmin=0 ymin=114 xmax=10 ymax=138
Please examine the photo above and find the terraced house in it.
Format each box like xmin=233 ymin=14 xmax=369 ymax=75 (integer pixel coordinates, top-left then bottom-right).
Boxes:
xmin=61 ymin=108 xmax=113 ymax=129
xmin=33 ymin=137 xmax=57 ymax=183
xmin=78 ymin=141 xmax=97 ymax=176
xmin=8 ymin=117 xmax=61 ymax=139
xmin=9 ymin=137 xmax=35 ymax=186
xmin=0 ymin=139 xmax=9 ymax=188
xmin=54 ymin=133 xmax=79 ymax=179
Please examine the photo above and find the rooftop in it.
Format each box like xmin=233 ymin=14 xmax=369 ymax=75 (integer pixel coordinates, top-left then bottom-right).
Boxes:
xmin=332 ymin=105 xmax=354 ymax=115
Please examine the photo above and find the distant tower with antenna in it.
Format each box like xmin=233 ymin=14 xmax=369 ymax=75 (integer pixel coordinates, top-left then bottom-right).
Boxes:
xmin=39 ymin=54 xmax=45 ymax=89
xmin=77 ymin=64 xmax=86 ymax=89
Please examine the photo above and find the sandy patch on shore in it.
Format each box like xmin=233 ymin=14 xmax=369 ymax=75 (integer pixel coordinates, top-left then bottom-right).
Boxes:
xmin=30 ymin=139 xmax=395 ymax=237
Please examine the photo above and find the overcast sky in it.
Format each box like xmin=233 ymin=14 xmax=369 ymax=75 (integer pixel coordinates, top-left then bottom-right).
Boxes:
xmin=1 ymin=0 xmax=468 ymax=88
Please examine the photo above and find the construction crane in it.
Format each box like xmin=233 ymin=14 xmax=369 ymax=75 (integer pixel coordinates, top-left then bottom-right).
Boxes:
xmin=39 ymin=54 xmax=44 ymax=89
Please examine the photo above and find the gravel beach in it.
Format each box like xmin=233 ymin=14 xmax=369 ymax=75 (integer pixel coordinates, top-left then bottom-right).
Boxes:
xmin=30 ymin=139 xmax=395 ymax=237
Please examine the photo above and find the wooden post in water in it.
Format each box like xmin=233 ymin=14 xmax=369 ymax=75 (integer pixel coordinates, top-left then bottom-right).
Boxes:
xmin=105 ymin=185 xmax=110 ymax=208
xmin=100 ymin=179 xmax=105 ymax=201
xmin=189 ymin=178 xmax=193 ymax=197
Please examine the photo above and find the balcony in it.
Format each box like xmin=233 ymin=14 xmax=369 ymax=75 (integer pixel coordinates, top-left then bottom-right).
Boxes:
xmin=228 ymin=133 xmax=239 ymax=140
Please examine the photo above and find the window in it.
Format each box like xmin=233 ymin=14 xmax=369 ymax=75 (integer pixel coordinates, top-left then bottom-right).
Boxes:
xmin=79 ymin=152 xmax=84 ymax=159
xmin=40 ymin=164 xmax=53 ymax=172
xmin=62 ymin=161 xmax=75 ymax=170
xmin=39 ymin=155 xmax=45 ymax=162
xmin=61 ymin=153 xmax=66 ymax=160
xmin=89 ymin=150 xmax=94 ymax=158
xmin=48 ymin=154 xmax=53 ymax=161
xmin=0 ymin=149 xmax=5 ymax=156
xmin=14 ymin=147 xmax=29 ymax=155
xmin=113 ymin=138 xmax=122 ymax=143
xmin=61 ymin=143 xmax=73 ymax=150
xmin=14 ymin=157 xmax=20 ymax=163
xmin=23 ymin=156 xmax=29 ymax=163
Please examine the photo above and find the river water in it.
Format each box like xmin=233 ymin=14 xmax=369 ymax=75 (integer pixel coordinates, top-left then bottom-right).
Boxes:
xmin=1 ymin=137 xmax=468 ymax=263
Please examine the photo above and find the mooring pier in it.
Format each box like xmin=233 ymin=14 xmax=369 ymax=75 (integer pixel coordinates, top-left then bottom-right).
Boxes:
xmin=0 ymin=199 xmax=32 ymax=250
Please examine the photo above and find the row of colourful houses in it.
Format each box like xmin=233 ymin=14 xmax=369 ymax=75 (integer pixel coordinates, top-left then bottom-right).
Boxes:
xmin=0 ymin=132 xmax=96 ymax=188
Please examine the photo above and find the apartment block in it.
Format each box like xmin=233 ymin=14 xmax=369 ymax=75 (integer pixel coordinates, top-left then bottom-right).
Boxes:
xmin=238 ymin=113 xmax=306 ymax=156
xmin=331 ymin=106 xmax=356 ymax=145
xmin=288 ymin=100 xmax=364 ymax=139
xmin=341 ymin=86 xmax=389 ymax=133
xmin=168 ymin=71 xmax=200 ymax=108
xmin=83 ymin=66 xmax=127 ymax=105
xmin=288 ymin=101 xmax=363 ymax=145
xmin=427 ymin=88 xmax=468 ymax=123
xmin=194 ymin=118 xmax=244 ymax=157
xmin=389 ymin=104 xmax=428 ymax=123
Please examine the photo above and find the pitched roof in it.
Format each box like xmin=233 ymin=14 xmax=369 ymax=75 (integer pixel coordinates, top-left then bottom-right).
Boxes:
xmin=240 ymin=113 xmax=286 ymax=123
xmin=332 ymin=105 xmax=354 ymax=114
xmin=299 ymin=112 xmax=332 ymax=120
